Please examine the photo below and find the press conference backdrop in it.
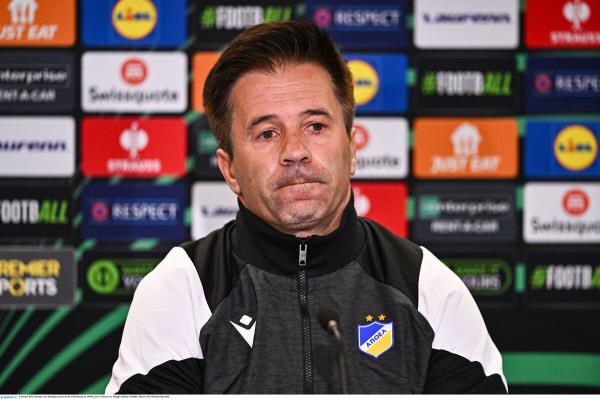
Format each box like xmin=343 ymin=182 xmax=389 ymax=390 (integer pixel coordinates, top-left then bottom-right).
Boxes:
xmin=0 ymin=0 xmax=599 ymax=394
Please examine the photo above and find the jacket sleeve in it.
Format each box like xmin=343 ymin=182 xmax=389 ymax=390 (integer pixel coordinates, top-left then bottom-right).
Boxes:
xmin=105 ymin=247 xmax=212 ymax=394
xmin=417 ymin=247 xmax=508 ymax=393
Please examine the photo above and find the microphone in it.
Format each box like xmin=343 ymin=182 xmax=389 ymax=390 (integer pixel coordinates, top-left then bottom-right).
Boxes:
xmin=318 ymin=304 xmax=349 ymax=394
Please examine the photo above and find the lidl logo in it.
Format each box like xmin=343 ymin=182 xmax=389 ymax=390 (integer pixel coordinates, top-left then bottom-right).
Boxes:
xmin=348 ymin=60 xmax=380 ymax=106
xmin=562 ymin=189 xmax=589 ymax=216
xmin=554 ymin=125 xmax=598 ymax=171
xmin=83 ymin=0 xmax=185 ymax=47
xmin=112 ymin=0 xmax=157 ymax=40
xmin=344 ymin=53 xmax=407 ymax=114
xmin=120 ymin=58 xmax=147 ymax=85
xmin=526 ymin=120 xmax=600 ymax=178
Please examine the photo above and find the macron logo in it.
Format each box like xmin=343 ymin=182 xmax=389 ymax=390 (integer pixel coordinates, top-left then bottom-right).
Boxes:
xmin=230 ymin=314 xmax=255 ymax=348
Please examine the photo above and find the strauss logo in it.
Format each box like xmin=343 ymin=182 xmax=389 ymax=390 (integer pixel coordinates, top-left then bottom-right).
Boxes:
xmin=563 ymin=0 xmax=591 ymax=31
xmin=119 ymin=121 xmax=148 ymax=159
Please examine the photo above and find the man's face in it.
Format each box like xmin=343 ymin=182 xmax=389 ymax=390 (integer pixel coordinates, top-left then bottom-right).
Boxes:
xmin=217 ymin=62 xmax=356 ymax=237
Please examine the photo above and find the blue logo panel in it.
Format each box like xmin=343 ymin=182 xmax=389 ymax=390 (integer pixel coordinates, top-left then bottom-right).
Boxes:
xmin=345 ymin=53 xmax=407 ymax=114
xmin=83 ymin=0 xmax=186 ymax=47
xmin=525 ymin=57 xmax=600 ymax=112
xmin=307 ymin=1 xmax=408 ymax=49
xmin=82 ymin=183 xmax=186 ymax=241
xmin=525 ymin=120 xmax=600 ymax=178
xmin=357 ymin=321 xmax=394 ymax=359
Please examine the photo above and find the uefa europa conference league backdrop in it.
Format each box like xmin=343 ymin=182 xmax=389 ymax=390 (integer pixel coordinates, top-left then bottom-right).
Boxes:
xmin=0 ymin=0 xmax=600 ymax=394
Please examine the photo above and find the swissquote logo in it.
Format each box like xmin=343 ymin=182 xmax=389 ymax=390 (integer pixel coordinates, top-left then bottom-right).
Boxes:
xmin=563 ymin=189 xmax=589 ymax=216
xmin=0 ymin=0 xmax=74 ymax=45
xmin=121 ymin=58 xmax=147 ymax=85
xmin=82 ymin=52 xmax=187 ymax=113
xmin=524 ymin=183 xmax=600 ymax=243
xmin=353 ymin=118 xmax=408 ymax=179
xmin=564 ymin=0 xmax=591 ymax=31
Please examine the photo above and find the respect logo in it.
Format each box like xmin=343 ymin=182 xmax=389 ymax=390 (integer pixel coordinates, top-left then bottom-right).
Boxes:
xmin=554 ymin=124 xmax=598 ymax=171
xmin=348 ymin=60 xmax=379 ymax=106
xmin=112 ymin=0 xmax=157 ymax=40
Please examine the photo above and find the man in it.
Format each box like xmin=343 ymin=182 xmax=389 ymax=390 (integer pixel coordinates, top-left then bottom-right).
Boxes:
xmin=106 ymin=21 xmax=507 ymax=394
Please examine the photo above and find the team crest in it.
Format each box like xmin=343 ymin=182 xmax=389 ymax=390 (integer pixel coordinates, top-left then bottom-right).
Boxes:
xmin=357 ymin=314 xmax=394 ymax=359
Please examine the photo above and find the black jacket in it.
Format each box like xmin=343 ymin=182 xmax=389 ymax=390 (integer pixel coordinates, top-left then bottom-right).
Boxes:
xmin=107 ymin=199 xmax=507 ymax=394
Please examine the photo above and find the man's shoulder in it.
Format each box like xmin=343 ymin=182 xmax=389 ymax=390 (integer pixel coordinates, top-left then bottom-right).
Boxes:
xmin=356 ymin=217 xmax=424 ymax=307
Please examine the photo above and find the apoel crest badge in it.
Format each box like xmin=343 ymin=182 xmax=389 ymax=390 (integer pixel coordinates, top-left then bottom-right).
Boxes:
xmin=357 ymin=314 xmax=394 ymax=359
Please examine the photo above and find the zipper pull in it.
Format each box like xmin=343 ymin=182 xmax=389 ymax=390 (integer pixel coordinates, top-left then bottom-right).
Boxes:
xmin=298 ymin=243 xmax=308 ymax=266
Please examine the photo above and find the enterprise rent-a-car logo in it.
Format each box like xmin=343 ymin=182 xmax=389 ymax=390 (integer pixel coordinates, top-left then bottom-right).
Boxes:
xmin=414 ymin=183 xmax=516 ymax=243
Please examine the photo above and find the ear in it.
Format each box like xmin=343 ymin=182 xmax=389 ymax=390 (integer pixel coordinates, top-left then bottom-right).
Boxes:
xmin=349 ymin=126 xmax=357 ymax=176
xmin=216 ymin=148 xmax=241 ymax=195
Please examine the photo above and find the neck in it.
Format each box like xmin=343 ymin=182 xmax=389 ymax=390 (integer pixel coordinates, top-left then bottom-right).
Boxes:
xmin=232 ymin=194 xmax=365 ymax=277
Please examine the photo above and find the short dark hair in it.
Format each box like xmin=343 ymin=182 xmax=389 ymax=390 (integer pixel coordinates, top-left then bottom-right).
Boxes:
xmin=202 ymin=20 xmax=355 ymax=156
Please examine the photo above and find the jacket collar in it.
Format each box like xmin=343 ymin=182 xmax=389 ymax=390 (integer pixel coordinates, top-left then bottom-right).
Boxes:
xmin=232 ymin=195 xmax=365 ymax=278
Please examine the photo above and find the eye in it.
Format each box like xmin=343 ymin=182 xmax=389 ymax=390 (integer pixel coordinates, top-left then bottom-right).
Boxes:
xmin=258 ymin=130 xmax=276 ymax=140
xmin=308 ymin=123 xmax=325 ymax=133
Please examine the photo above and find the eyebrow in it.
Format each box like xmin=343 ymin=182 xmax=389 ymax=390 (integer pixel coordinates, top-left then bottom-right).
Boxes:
xmin=247 ymin=108 xmax=334 ymax=131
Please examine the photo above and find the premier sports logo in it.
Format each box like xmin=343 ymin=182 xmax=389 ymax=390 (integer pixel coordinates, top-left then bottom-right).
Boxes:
xmin=0 ymin=248 xmax=75 ymax=308
xmin=357 ymin=314 xmax=394 ymax=359
xmin=112 ymin=0 xmax=157 ymax=40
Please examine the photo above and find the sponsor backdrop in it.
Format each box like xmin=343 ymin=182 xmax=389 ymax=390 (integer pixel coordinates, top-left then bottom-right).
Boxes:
xmin=0 ymin=0 xmax=599 ymax=394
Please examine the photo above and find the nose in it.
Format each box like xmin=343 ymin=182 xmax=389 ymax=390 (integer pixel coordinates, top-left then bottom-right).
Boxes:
xmin=279 ymin=131 xmax=311 ymax=166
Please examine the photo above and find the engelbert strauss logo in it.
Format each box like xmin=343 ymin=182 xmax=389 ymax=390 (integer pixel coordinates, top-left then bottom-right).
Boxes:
xmin=357 ymin=313 xmax=393 ymax=359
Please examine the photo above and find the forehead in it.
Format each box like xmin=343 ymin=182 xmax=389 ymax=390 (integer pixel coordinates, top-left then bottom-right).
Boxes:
xmin=230 ymin=63 xmax=340 ymax=123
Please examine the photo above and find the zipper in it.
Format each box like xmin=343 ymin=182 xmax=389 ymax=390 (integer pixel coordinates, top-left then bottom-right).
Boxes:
xmin=297 ymin=241 xmax=313 ymax=393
